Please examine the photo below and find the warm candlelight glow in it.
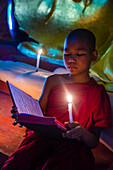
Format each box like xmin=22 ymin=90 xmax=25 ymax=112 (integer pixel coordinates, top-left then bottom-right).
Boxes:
xmin=67 ymin=94 xmax=72 ymax=103
xmin=38 ymin=49 xmax=42 ymax=55
xmin=67 ymin=94 xmax=73 ymax=123
xmin=36 ymin=49 xmax=42 ymax=72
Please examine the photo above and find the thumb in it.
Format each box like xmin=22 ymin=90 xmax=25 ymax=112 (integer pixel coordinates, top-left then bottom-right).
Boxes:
xmin=68 ymin=122 xmax=80 ymax=129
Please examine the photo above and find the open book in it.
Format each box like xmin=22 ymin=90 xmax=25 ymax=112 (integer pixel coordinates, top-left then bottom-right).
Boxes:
xmin=6 ymin=81 xmax=66 ymax=139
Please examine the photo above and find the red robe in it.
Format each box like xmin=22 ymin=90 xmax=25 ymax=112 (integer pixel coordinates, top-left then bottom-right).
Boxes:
xmin=2 ymin=78 xmax=112 ymax=170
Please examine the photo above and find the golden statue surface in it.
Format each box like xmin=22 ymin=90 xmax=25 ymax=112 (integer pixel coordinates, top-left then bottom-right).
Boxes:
xmin=13 ymin=0 xmax=113 ymax=91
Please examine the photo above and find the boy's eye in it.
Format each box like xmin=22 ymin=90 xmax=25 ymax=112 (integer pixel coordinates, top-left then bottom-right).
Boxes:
xmin=64 ymin=53 xmax=70 ymax=56
xmin=76 ymin=54 xmax=85 ymax=56
xmin=64 ymin=53 xmax=85 ymax=57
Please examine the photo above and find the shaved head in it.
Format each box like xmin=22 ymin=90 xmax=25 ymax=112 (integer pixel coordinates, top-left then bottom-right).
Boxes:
xmin=66 ymin=29 xmax=96 ymax=52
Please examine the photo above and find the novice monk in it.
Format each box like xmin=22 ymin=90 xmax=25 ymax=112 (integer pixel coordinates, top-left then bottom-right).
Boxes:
xmin=2 ymin=29 xmax=112 ymax=170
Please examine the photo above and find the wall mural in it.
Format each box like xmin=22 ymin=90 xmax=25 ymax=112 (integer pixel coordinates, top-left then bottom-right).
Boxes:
xmin=7 ymin=0 xmax=113 ymax=91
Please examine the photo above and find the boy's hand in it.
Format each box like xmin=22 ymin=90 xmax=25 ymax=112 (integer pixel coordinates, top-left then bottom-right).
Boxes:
xmin=62 ymin=121 xmax=83 ymax=141
xmin=11 ymin=106 xmax=19 ymax=126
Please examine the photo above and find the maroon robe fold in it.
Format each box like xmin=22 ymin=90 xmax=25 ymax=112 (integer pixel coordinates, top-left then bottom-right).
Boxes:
xmin=2 ymin=78 xmax=112 ymax=170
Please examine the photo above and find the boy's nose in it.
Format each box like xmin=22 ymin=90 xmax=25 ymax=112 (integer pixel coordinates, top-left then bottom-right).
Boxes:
xmin=69 ymin=54 xmax=77 ymax=62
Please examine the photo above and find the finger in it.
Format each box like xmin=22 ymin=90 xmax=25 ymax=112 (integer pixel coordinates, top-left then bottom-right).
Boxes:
xmin=71 ymin=134 xmax=81 ymax=141
xmin=74 ymin=122 xmax=80 ymax=126
xmin=65 ymin=122 xmax=76 ymax=130
xmin=11 ymin=112 xmax=18 ymax=119
xmin=64 ymin=121 xmax=69 ymax=125
xmin=64 ymin=122 xmax=76 ymax=130
xmin=64 ymin=130 xmax=72 ymax=138
xmin=11 ymin=106 xmax=18 ymax=113
xmin=68 ymin=123 xmax=76 ymax=129
xmin=70 ymin=122 xmax=80 ymax=128
xmin=65 ymin=132 xmax=80 ymax=140
xmin=13 ymin=120 xmax=18 ymax=126
xmin=62 ymin=131 xmax=70 ymax=138
xmin=19 ymin=123 xmax=23 ymax=128
xmin=64 ymin=121 xmax=70 ymax=129
xmin=65 ymin=127 xmax=80 ymax=137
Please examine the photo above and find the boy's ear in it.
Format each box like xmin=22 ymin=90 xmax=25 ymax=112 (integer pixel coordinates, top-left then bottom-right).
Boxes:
xmin=92 ymin=50 xmax=98 ymax=61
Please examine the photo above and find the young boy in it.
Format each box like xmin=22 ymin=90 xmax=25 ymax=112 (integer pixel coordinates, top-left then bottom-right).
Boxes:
xmin=2 ymin=29 xmax=112 ymax=170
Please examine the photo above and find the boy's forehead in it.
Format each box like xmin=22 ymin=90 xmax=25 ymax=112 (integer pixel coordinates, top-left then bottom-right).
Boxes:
xmin=65 ymin=35 xmax=88 ymax=43
xmin=64 ymin=36 xmax=89 ymax=48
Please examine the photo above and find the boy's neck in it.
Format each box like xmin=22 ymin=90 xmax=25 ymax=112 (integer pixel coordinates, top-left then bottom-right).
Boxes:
xmin=68 ymin=73 xmax=91 ymax=84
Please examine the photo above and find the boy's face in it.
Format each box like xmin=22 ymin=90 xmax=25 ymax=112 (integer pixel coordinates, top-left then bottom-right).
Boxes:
xmin=63 ymin=36 xmax=97 ymax=76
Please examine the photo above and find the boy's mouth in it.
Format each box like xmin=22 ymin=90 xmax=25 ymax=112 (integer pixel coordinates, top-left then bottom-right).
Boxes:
xmin=68 ymin=66 xmax=78 ymax=71
xmin=68 ymin=64 xmax=77 ymax=69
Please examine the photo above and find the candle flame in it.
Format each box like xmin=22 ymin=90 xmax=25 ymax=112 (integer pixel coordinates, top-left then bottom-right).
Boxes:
xmin=67 ymin=94 xmax=72 ymax=102
xmin=38 ymin=49 xmax=42 ymax=55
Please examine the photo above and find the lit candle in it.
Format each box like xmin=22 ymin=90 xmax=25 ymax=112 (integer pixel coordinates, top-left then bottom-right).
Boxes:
xmin=36 ymin=49 xmax=42 ymax=72
xmin=67 ymin=94 xmax=73 ymax=123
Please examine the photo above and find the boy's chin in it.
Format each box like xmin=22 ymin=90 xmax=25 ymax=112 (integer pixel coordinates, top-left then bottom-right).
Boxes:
xmin=68 ymin=69 xmax=77 ymax=74
xmin=68 ymin=71 xmax=77 ymax=75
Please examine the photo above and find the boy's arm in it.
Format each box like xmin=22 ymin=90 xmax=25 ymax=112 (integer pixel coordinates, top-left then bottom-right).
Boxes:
xmin=63 ymin=122 xmax=101 ymax=149
xmin=38 ymin=75 xmax=55 ymax=114
xmin=80 ymin=126 xmax=101 ymax=148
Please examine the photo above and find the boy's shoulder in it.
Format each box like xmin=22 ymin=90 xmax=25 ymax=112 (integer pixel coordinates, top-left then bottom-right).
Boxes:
xmin=47 ymin=74 xmax=67 ymax=82
xmin=48 ymin=74 xmax=65 ymax=78
xmin=89 ymin=77 xmax=108 ymax=96
xmin=46 ymin=74 xmax=68 ymax=89
xmin=46 ymin=74 xmax=63 ymax=89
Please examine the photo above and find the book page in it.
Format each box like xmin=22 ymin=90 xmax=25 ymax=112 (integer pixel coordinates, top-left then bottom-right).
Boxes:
xmin=7 ymin=82 xmax=43 ymax=117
